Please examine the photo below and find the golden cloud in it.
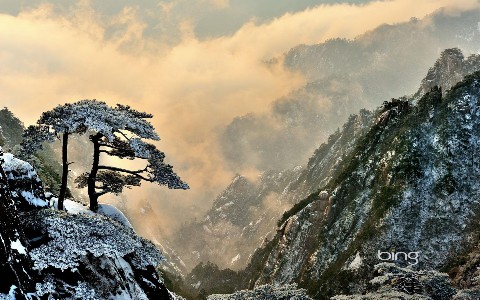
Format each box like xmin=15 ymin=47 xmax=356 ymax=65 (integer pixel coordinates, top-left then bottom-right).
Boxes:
xmin=0 ymin=0 xmax=478 ymax=235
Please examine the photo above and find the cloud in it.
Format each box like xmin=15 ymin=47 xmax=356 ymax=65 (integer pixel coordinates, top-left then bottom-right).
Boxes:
xmin=214 ymin=0 xmax=479 ymax=58
xmin=204 ymin=0 xmax=230 ymax=10
xmin=0 ymin=0 xmax=478 ymax=236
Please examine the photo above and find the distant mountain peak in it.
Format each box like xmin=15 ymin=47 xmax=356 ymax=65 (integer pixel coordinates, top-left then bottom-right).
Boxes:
xmin=417 ymin=48 xmax=480 ymax=97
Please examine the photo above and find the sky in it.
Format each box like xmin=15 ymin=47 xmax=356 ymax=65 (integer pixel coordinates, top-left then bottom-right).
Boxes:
xmin=1 ymin=0 xmax=479 ymax=235
xmin=0 ymin=0 xmax=373 ymax=39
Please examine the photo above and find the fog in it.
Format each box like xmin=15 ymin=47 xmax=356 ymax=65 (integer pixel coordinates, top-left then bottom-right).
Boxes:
xmin=0 ymin=0 xmax=478 ymax=238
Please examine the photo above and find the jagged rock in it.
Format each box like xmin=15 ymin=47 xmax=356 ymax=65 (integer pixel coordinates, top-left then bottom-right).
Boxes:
xmin=207 ymin=284 xmax=312 ymax=300
xmin=0 ymin=148 xmax=38 ymax=299
xmin=333 ymin=263 xmax=456 ymax=299
xmin=0 ymin=149 xmax=178 ymax=299
xmin=417 ymin=48 xmax=480 ymax=97
xmin=1 ymin=152 xmax=48 ymax=209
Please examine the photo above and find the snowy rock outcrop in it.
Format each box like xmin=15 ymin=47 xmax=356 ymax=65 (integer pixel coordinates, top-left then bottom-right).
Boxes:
xmin=1 ymin=152 xmax=48 ymax=208
xmin=0 ymin=148 xmax=39 ymax=299
xmin=332 ymin=263 xmax=457 ymax=300
xmin=0 ymin=149 xmax=177 ymax=299
xmin=208 ymin=284 xmax=312 ymax=300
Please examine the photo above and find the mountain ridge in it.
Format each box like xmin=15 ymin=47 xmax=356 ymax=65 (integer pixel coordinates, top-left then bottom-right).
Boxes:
xmin=245 ymin=70 xmax=480 ymax=299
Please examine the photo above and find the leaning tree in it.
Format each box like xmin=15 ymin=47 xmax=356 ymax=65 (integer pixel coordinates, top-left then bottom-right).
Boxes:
xmin=70 ymin=101 xmax=189 ymax=211
xmin=22 ymin=100 xmax=188 ymax=211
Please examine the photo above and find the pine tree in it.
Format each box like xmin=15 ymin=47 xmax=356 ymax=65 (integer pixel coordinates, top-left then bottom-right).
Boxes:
xmin=21 ymin=100 xmax=188 ymax=212
xmin=70 ymin=101 xmax=189 ymax=211
xmin=20 ymin=102 xmax=88 ymax=210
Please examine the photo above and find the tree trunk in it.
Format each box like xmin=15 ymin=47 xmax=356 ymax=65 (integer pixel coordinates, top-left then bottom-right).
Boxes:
xmin=58 ymin=132 xmax=69 ymax=210
xmin=88 ymin=134 xmax=101 ymax=211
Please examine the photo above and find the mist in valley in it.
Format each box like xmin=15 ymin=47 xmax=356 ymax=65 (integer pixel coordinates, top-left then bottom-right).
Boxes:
xmin=1 ymin=0 xmax=480 ymax=274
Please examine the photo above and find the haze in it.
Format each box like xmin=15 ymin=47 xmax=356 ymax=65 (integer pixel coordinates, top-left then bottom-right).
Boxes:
xmin=0 ymin=0 xmax=479 ymax=237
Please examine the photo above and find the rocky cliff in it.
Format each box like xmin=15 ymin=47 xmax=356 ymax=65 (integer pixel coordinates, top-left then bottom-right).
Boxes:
xmin=171 ymin=110 xmax=373 ymax=275
xmin=245 ymin=70 xmax=480 ymax=298
xmin=0 ymin=147 xmax=179 ymax=299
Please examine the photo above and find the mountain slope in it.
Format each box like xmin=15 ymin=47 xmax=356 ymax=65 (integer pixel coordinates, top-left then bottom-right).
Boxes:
xmin=245 ymin=70 xmax=480 ymax=299
xmin=175 ymin=48 xmax=480 ymax=276
xmin=416 ymin=48 xmax=480 ymax=97
xmin=173 ymin=169 xmax=304 ymax=270
xmin=171 ymin=110 xmax=374 ymax=276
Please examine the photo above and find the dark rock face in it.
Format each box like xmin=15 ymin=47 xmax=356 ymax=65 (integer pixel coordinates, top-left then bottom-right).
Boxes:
xmin=0 ymin=156 xmax=38 ymax=298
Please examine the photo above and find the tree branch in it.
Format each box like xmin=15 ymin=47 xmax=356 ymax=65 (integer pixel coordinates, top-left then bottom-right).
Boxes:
xmin=117 ymin=130 xmax=131 ymax=141
xmin=97 ymin=166 xmax=150 ymax=181
xmin=95 ymin=191 xmax=109 ymax=197
xmin=98 ymin=143 xmax=125 ymax=151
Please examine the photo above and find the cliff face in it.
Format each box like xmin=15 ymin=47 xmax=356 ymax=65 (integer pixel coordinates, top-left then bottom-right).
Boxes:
xmin=173 ymin=169 xmax=304 ymax=270
xmin=171 ymin=49 xmax=480 ymax=299
xmin=0 ymin=149 xmax=39 ymax=298
xmin=246 ymin=69 xmax=480 ymax=298
xmin=220 ymin=8 xmax=480 ymax=178
xmin=172 ymin=110 xmax=374 ymax=275
xmin=416 ymin=48 xmax=480 ymax=97
xmin=0 ymin=148 xmax=178 ymax=300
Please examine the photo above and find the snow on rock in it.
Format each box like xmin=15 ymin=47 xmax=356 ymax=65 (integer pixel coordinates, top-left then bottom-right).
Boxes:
xmin=347 ymin=252 xmax=363 ymax=271
xmin=63 ymin=199 xmax=93 ymax=215
xmin=0 ymin=286 xmax=18 ymax=300
xmin=207 ymin=284 xmax=313 ymax=300
xmin=30 ymin=209 xmax=162 ymax=271
xmin=51 ymin=199 xmax=133 ymax=229
xmin=20 ymin=191 xmax=47 ymax=207
xmin=26 ymin=206 xmax=175 ymax=299
xmin=333 ymin=263 xmax=456 ymax=299
xmin=10 ymin=239 xmax=26 ymax=255
xmin=0 ymin=152 xmax=48 ymax=207
xmin=98 ymin=203 xmax=133 ymax=229
xmin=248 ymin=69 xmax=480 ymax=298
xmin=170 ymin=291 xmax=186 ymax=300
xmin=230 ymin=254 xmax=241 ymax=265
xmin=1 ymin=153 xmax=38 ymax=180
xmin=0 ymin=148 xmax=175 ymax=299
xmin=72 ymin=282 xmax=97 ymax=300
